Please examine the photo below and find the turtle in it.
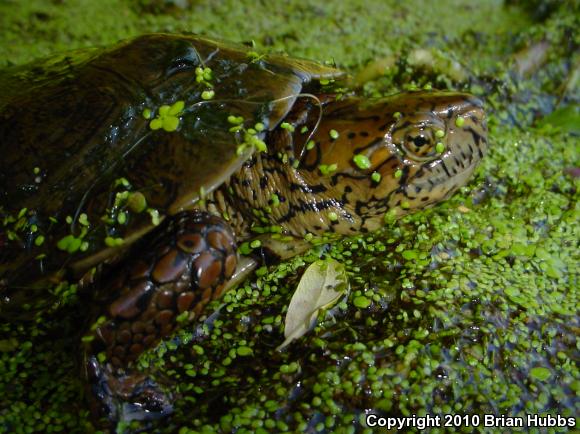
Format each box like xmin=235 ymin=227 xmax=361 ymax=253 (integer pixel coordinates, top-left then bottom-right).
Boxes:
xmin=0 ymin=33 xmax=488 ymax=424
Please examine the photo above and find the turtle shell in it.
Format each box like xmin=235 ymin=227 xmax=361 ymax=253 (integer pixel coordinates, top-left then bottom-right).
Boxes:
xmin=0 ymin=33 xmax=344 ymax=313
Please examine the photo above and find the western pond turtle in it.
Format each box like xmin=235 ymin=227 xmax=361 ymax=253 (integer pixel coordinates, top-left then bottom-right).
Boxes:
xmin=0 ymin=33 xmax=488 ymax=424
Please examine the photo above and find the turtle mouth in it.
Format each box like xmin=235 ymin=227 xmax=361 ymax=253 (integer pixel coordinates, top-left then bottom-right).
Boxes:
xmin=407 ymin=155 xmax=482 ymax=193
xmin=399 ymin=156 xmax=482 ymax=210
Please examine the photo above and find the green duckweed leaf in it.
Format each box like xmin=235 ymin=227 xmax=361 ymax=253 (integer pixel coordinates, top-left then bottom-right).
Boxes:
xmin=277 ymin=259 xmax=349 ymax=351
xmin=353 ymin=154 xmax=371 ymax=170
xmin=162 ymin=116 xmax=180 ymax=132
xmin=149 ymin=118 xmax=163 ymax=130
xmin=158 ymin=105 xmax=170 ymax=116
xmin=168 ymin=100 xmax=185 ymax=116
xmin=530 ymin=367 xmax=551 ymax=381
xmin=127 ymin=192 xmax=147 ymax=213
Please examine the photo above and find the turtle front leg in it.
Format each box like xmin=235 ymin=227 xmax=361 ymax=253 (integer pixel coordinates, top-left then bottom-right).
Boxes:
xmin=83 ymin=210 xmax=238 ymax=424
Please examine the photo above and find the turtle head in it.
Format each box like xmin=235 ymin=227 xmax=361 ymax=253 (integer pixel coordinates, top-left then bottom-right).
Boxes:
xmin=374 ymin=91 xmax=488 ymax=211
xmin=302 ymin=91 xmax=487 ymax=232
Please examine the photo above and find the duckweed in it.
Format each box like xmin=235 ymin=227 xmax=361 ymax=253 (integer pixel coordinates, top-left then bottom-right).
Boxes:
xmin=104 ymin=236 xmax=124 ymax=247
xmin=228 ymin=115 xmax=244 ymax=125
xmin=280 ymin=122 xmax=295 ymax=132
xmin=149 ymin=100 xmax=185 ymax=131
xmin=353 ymin=296 xmax=371 ymax=309
xmin=1 ymin=2 xmax=577 ymax=433
xmin=530 ymin=367 xmax=552 ymax=381
xmin=270 ymin=193 xmax=280 ymax=206
xmin=318 ymin=163 xmax=337 ymax=175
xmin=352 ymin=154 xmax=371 ymax=170
xmin=57 ymin=234 xmax=82 ymax=253
xmin=201 ymin=90 xmax=215 ymax=100
xmin=127 ymin=191 xmax=147 ymax=213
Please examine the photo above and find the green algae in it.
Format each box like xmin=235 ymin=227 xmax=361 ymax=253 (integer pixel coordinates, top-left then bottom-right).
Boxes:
xmin=1 ymin=0 xmax=579 ymax=433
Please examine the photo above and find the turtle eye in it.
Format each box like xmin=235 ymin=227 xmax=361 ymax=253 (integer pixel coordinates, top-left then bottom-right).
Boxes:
xmin=390 ymin=112 xmax=447 ymax=162
xmin=401 ymin=126 xmax=437 ymax=161
xmin=410 ymin=134 xmax=429 ymax=149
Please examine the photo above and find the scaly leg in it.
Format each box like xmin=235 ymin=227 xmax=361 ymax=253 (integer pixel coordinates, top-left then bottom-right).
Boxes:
xmin=83 ymin=210 xmax=238 ymax=424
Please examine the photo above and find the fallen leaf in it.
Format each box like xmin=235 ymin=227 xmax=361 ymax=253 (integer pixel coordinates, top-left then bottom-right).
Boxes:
xmin=277 ymin=259 xmax=348 ymax=351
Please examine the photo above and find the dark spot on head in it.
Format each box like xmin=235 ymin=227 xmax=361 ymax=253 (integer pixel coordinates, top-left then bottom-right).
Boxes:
xmin=348 ymin=132 xmax=356 ymax=139
xmin=421 ymin=196 xmax=430 ymax=202
xmin=447 ymin=108 xmax=454 ymax=119
xmin=360 ymin=131 xmax=369 ymax=137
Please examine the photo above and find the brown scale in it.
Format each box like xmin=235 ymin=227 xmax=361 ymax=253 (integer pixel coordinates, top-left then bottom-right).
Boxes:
xmin=85 ymin=210 xmax=237 ymax=368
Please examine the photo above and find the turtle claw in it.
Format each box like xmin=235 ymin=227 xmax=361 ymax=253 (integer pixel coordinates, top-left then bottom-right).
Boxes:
xmin=117 ymin=377 xmax=174 ymax=424
xmin=86 ymin=355 xmax=173 ymax=426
